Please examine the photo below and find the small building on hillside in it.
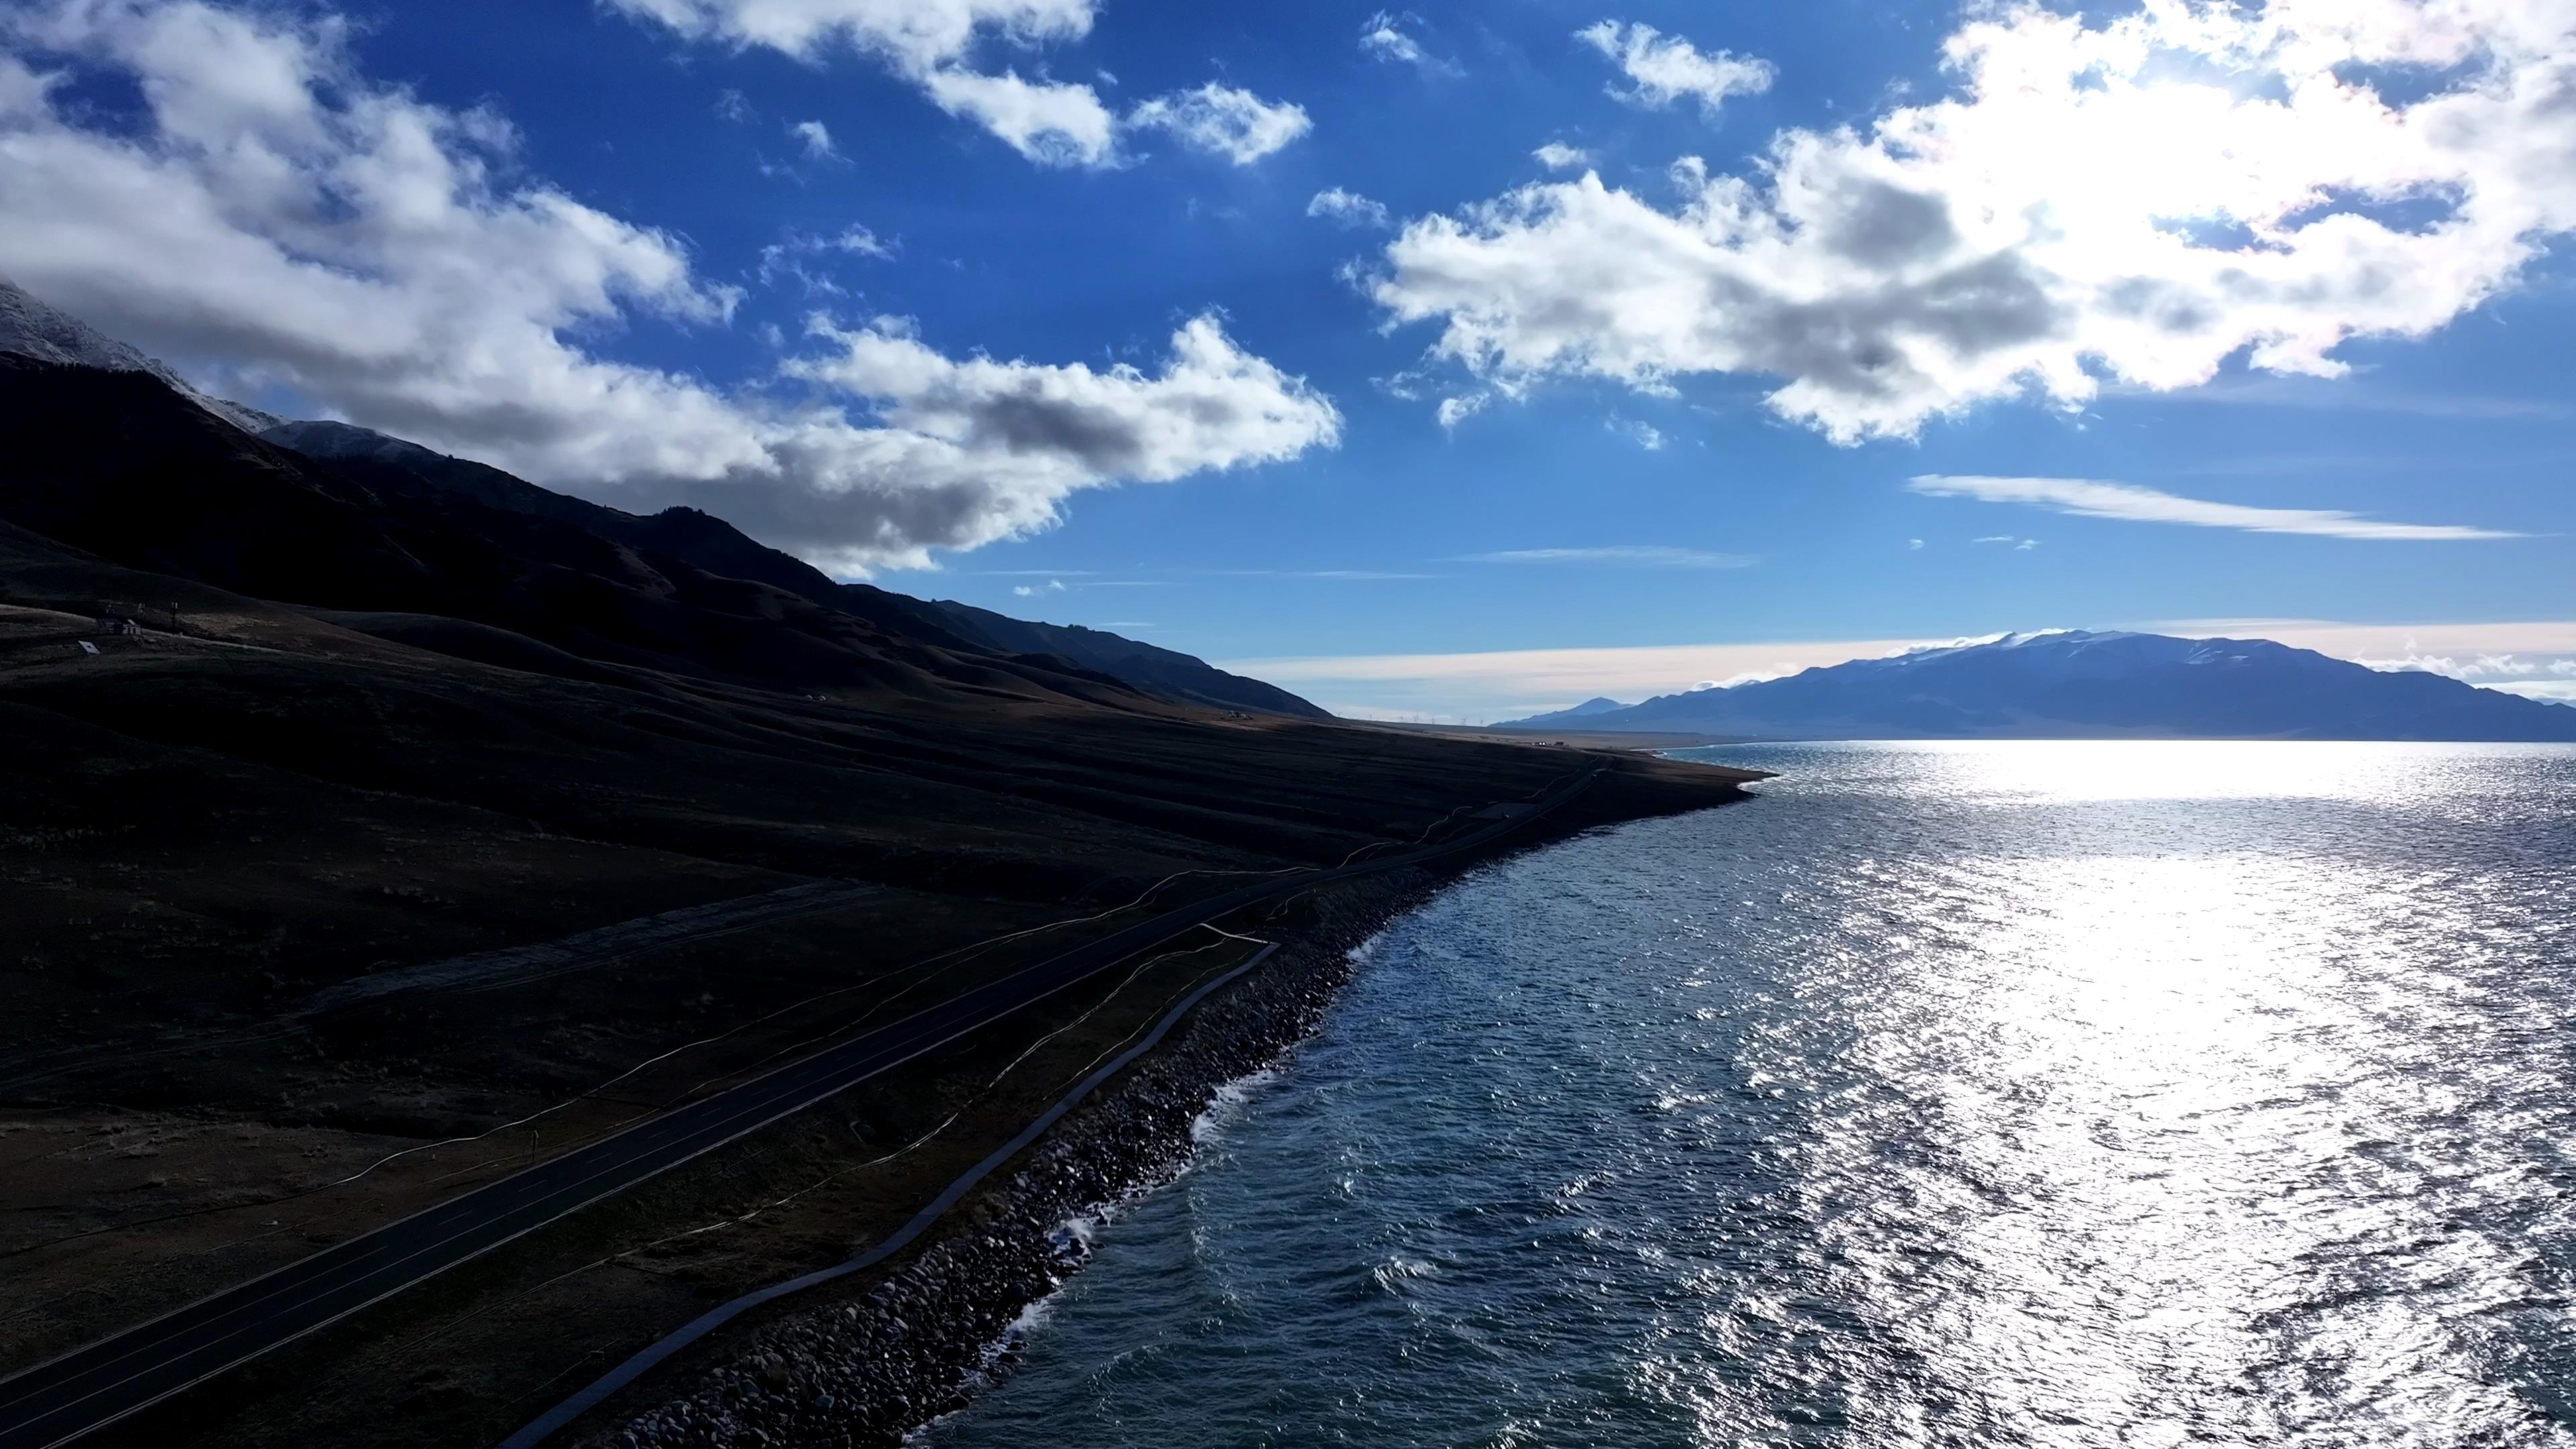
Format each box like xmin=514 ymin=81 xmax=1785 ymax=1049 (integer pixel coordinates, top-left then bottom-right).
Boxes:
xmin=95 ymin=616 xmax=141 ymax=637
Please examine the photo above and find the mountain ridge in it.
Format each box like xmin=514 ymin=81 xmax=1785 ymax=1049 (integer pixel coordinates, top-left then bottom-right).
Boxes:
xmin=0 ymin=278 xmax=1322 ymax=718
xmin=1500 ymin=629 xmax=2576 ymax=742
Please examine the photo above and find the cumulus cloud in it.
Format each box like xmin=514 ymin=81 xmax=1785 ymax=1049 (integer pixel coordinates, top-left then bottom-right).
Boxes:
xmin=0 ymin=0 xmax=1337 ymax=572
xmin=1127 ymin=83 xmax=1309 ymax=165
xmin=1909 ymin=476 xmax=2523 ymax=541
xmin=788 ymin=117 xmax=839 ymax=159
xmin=1360 ymin=11 xmax=1454 ymax=74
xmin=1368 ymin=0 xmax=2576 ymax=442
xmin=916 ymin=66 xmax=1119 ymax=166
xmin=1532 ymin=142 xmax=1592 ymax=170
xmin=1307 ymin=186 xmax=1391 ymax=229
xmin=1574 ymin=20 xmax=1773 ymax=116
xmin=610 ymin=0 xmax=1301 ymax=170
xmin=606 ymin=0 xmax=1094 ymax=68
xmin=1452 ymin=545 xmax=1753 ymax=568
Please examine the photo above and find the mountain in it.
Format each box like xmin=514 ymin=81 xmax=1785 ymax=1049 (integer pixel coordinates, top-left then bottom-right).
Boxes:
xmin=0 ymin=276 xmax=279 ymax=433
xmin=905 ymin=600 xmax=1327 ymax=718
xmin=256 ymin=417 xmax=1322 ymax=715
xmin=1505 ymin=631 xmax=2576 ymax=742
xmin=0 ymin=276 xmax=1315 ymax=715
xmin=0 ymin=351 xmax=1161 ymax=707
xmin=1501 ymin=696 xmax=1631 ymax=728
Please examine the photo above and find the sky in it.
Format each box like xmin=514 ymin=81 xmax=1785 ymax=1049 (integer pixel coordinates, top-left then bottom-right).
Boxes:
xmin=2 ymin=0 xmax=2571 ymax=719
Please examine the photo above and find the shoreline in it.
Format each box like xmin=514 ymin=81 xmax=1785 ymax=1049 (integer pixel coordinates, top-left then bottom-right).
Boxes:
xmin=561 ymin=769 xmax=1760 ymax=1448
xmin=572 ymin=868 xmax=1435 ymax=1448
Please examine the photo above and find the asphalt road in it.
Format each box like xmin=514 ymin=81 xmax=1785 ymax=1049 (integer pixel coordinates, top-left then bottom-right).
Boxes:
xmin=0 ymin=764 xmax=1603 ymax=1449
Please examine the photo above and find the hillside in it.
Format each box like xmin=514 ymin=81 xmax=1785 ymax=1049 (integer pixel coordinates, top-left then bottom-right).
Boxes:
xmin=1 ymin=274 xmax=1318 ymax=717
xmin=1505 ymin=631 xmax=2576 ymax=741
xmin=0 ymin=299 xmax=1758 ymax=1448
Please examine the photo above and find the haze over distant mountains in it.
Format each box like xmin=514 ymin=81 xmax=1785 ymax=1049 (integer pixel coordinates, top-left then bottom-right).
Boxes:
xmin=1501 ymin=631 xmax=2576 ymax=743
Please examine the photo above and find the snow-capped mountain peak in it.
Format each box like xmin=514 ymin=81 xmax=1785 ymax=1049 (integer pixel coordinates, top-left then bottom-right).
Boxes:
xmin=0 ymin=277 xmax=280 ymax=433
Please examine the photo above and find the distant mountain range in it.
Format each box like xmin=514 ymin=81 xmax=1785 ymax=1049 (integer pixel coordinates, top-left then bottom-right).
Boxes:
xmin=0 ymin=278 xmax=1322 ymax=718
xmin=1506 ymin=696 xmax=1633 ymax=728
xmin=1501 ymin=631 xmax=2576 ymax=742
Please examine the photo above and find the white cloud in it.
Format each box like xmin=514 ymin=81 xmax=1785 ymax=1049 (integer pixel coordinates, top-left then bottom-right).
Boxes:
xmin=612 ymin=0 xmax=1301 ymax=170
xmin=788 ymin=117 xmax=839 ymax=159
xmin=1307 ymin=187 xmax=1391 ymax=229
xmin=1435 ymin=392 xmax=1487 ymax=429
xmin=916 ymin=66 xmax=1120 ymax=167
xmin=1609 ymin=417 xmax=1664 ymax=449
xmin=1907 ymin=537 xmax=1925 ymax=549
xmin=1574 ymin=20 xmax=1773 ymax=116
xmin=1369 ymin=1 xmax=2576 ymax=442
xmin=755 ymin=226 xmax=894 ymax=293
xmin=788 ymin=311 xmax=1340 ymax=485
xmin=1128 ymin=83 xmax=1310 ymax=165
xmin=0 ymin=0 xmax=1337 ymax=572
xmin=1452 ymin=546 xmax=1752 ymax=568
xmin=1532 ymin=142 xmax=1592 ymax=171
xmin=1360 ymin=11 xmax=1454 ymax=75
xmin=1909 ymin=475 xmax=2523 ymax=541
xmin=606 ymin=0 xmax=1095 ymax=68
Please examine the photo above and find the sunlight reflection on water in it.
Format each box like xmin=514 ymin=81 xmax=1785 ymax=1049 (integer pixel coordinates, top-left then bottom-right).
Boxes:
xmin=924 ymin=742 xmax=2576 ymax=1449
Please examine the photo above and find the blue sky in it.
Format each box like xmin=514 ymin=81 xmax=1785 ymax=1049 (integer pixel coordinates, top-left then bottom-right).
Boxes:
xmin=3 ymin=0 xmax=2571 ymax=717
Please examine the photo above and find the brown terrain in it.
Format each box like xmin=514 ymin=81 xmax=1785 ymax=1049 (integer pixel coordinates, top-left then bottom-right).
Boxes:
xmin=0 ymin=343 xmax=1762 ymax=1447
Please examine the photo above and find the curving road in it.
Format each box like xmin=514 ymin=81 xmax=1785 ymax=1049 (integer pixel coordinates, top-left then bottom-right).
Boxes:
xmin=0 ymin=765 xmax=1604 ymax=1449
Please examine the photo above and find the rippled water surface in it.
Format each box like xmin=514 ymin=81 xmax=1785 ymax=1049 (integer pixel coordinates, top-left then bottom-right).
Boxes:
xmin=926 ymin=743 xmax=2576 ymax=1448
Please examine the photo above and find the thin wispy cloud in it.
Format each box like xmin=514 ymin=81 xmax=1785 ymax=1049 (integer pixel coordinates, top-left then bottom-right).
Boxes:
xmin=788 ymin=119 xmax=841 ymax=161
xmin=1909 ymin=476 xmax=2525 ymax=542
xmin=1307 ymin=188 xmax=1392 ymax=230
xmin=1607 ymin=417 xmax=1664 ymax=450
xmin=1201 ymin=569 xmax=1442 ymax=580
xmin=2110 ymin=378 xmax=2576 ymax=423
xmin=1575 ymin=20 xmax=1773 ymax=116
xmin=1360 ymin=10 xmax=1459 ymax=76
xmin=1452 ymin=546 xmax=1756 ymax=569
xmin=1436 ymin=393 xmax=1489 ymax=429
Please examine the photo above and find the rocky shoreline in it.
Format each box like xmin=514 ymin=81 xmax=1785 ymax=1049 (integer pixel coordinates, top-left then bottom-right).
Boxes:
xmin=590 ymin=869 xmax=1443 ymax=1449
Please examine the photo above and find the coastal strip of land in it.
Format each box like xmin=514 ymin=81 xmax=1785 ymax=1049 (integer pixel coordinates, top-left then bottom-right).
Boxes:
xmin=1 ymin=574 xmax=1761 ymax=1449
xmin=0 ymin=765 xmax=1611 ymax=1449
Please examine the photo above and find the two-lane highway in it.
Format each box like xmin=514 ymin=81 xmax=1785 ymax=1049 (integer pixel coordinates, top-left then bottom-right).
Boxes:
xmin=0 ymin=765 xmax=1605 ymax=1449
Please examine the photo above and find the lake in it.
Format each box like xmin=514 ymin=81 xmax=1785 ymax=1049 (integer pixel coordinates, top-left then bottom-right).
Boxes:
xmin=925 ymin=742 xmax=2576 ymax=1448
